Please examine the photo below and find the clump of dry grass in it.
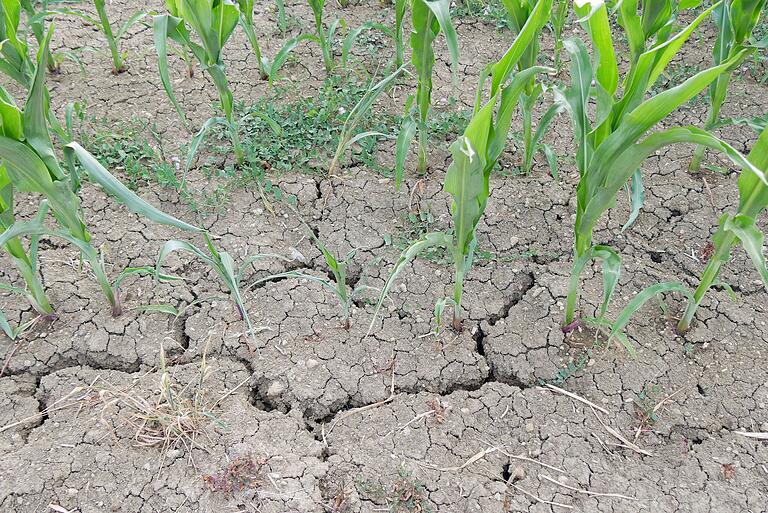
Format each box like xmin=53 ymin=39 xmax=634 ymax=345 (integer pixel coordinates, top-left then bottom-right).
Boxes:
xmin=1 ymin=342 xmax=248 ymax=471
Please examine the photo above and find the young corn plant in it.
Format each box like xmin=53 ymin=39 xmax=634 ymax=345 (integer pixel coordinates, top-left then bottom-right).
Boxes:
xmin=689 ymin=0 xmax=767 ymax=172
xmin=154 ymin=0 xmax=244 ymax=167
xmin=371 ymin=1 xmax=552 ymax=332
xmin=155 ymin=235 xmax=284 ymax=349
xmin=678 ymin=125 xmax=768 ymax=332
xmin=557 ymin=3 xmax=756 ymax=335
xmin=307 ymin=0 xmax=337 ymax=73
xmin=247 ymin=224 xmax=375 ymax=329
xmin=0 ymin=27 xmax=202 ymax=325
xmin=237 ymin=0 xmax=309 ymax=82
xmin=92 ymin=0 xmax=148 ymax=73
xmin=499 ymin=0 xmax=559 ymax=176
xmin=0 ymin=0 xmax=35 ymax=86
xmin=19 ymin=0 xmax=59 ymax=73
xmin=395 ymin=0 xmax=460 ymax=186
xmin=54 ymin=0 xmax=149 ymax=73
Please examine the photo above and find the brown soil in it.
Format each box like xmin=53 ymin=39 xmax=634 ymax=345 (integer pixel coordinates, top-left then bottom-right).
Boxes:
xmin=1 ymin=1 xmax=767 ymax=512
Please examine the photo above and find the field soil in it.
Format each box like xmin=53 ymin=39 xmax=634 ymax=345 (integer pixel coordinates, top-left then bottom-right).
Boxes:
xmin=1 ymin=1 xmax=767 ymax=512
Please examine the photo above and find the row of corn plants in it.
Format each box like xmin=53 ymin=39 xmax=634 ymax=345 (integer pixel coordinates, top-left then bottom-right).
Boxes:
xmin=1 ymin=0 xmax=767 ymax=345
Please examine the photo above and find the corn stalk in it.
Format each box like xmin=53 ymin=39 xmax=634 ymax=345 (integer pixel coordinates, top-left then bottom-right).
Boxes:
xmin=154 ymin=0 xmax=243 ymax=165
xmin=679 ymin=125 xmax=768 ymax=332
xmin=689 ymin=0 xmax=767 ymax=172
xmin=372 ymin=0 xmax=551 ymax=332
xmin=395 ymin=0 xmax=459 ymax=185
xmin=558 ymin=28 xmax=755 ymax=327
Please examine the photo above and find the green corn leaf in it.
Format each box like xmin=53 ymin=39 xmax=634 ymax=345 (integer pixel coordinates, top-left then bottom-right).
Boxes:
xmin=420 ymin=0 xmax=459 ymax=77
xmin=64 ymin=142 xmax=203 ymax=232
xmin=395 ymin=115 xmax=417 ymax=191
xmin=610 ymin=282 xmax=693 ymax=356
xmin=0 ymin=306 xmax=14 ymax=339
xmin=622 ymin=169 xmax=645 ymax=231
xmin=184 ymin=116 xmax=227 ymax=181
xmin=591 ymin=245 xmax=621 ymax=320
xmin=724 ymin=214 xmax=768 ymax=287
xmin=153 ymin=14 xmax=188 ymax=123
xmin=0 ymin=136 xmax=86 ymax=240
xmin=556 ymin=38 xmax=594 ymax=176
xmin=583 ymin=49 xmax=752 ymax=206
xmin=490 ymin=0 xmax=552 ymax=95
xmin=580 ymin=126 xmax=764 ymax=236
xmin=574 ymin=0 xmax=617 ymax=95
xmin=267 ymin=33 xmax=315 ymax=84
xmin=445 ymin=134 xmax=488 ymax=256
xmin=367 ymin=231 xmax=451 ymax=336
xmin=24 ymin=25 xmax=63 ymax=180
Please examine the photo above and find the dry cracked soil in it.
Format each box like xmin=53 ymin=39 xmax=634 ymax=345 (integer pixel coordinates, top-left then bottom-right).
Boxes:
xmin=1 ymin=1 xmax=768 ymax=512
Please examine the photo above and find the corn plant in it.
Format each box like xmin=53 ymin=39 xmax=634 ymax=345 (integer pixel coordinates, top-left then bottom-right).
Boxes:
xmin=19 ymin=0 xmax=59 ymax=72
xmin=499 ymin=0 xmax=558 ymax=175
xmin=371 ymin=0 xmax=552 ymax=332
xmin=678 ymin=125 xmax=768 ymax=332
xmin=247 ymin=224 xmax=375 ymax=329
xmin=0 ymin=27 xmax=202 ymax=324
xmin=557 ymin=1 xmax=756 ymax=331
xmin=92 ymin=0 xmax=148 ymax=73
xmin=0 ymin=0 xmax=34 ymax=86
xmin=155 ymin=235 xmax=277 ymax=349
xmin=395 ymin=0 xmax=460 ymax=186
xmin=54 ymin=0 xmax=148 ymax=73
xmin=237 ymin=0 xmax=309 ymax=82
xmin=307 ymin=0 xmax=337 ymax=73
xmin=689 ymin=0 xmax=767 ymax=172
xmin=154 ymin=0 xmax=244 ymax=166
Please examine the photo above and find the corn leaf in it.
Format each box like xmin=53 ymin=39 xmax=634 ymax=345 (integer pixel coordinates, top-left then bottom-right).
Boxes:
xmin=64 ymin=142 xmax=203 ymax=232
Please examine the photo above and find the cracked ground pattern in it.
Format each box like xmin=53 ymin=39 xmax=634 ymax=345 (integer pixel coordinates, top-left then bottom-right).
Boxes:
xmin=1 ymin=0 xmax=768 ymax=511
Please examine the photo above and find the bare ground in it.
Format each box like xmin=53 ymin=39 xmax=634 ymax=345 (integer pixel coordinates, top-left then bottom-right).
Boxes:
xmin=1 ymin=1 xmax=767 ymax=512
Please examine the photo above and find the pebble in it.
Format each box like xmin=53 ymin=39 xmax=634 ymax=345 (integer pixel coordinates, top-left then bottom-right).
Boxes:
xmin=306 ymin=359 xmax=319 ymax=369
xmin=267 ymin=381 xmax=286 ymax=397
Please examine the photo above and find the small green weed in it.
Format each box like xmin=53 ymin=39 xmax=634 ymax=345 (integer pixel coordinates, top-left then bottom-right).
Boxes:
xmin=356 ymin=468 xmax=433 ymax=513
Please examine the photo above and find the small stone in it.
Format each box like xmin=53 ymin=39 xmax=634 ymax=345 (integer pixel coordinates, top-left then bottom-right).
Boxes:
xmin=306 ymin=359 xmax=319 ymax=369
xmin=166 ymin=449 xmax=182 ymax=460
xmin=509 ymin=236 xmax=519 ymax=248
xmin=525 ymin=422 xmax=535 ymax=433
xmin=267 ymin=381 xmax=286 ymax=397
xmin=67 ymin=488 xmax=78 ymax=496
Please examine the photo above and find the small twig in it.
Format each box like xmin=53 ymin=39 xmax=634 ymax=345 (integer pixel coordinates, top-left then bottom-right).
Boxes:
xmin=508 ymin=482 xmax=573 ymax=510
xmin=542 ymin=383 xmax=609 ymax=415
xmin=383 ymin=410 xmax=435 ymax=437
xmin=540 ymin=474 xmax=637 ymax=500
xmin=324 ymin=355 xmax=397 ymax=440
xmin=734 ymin=431 xmax=768 ymax=440
xmin=423 ymin=446 xmax=499 ymax=472
xmin=592 ymin=407 xmax=652 ymax=457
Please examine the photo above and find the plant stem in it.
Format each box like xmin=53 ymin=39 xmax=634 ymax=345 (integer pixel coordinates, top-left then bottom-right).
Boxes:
xmin=677 ymin=248 xmax=727 ymax=332
xmin=564 ymin=234 xmax=592 ymax=325
xmin=417 ymin=124 xmax=428 ymax=174
xmin=94 ymin=0 xmax=123 ymax=73
xmin=11 ymin=255 xmax=53 ymax=314
xmin=522 ymin=99 xmax=534 ymax=174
